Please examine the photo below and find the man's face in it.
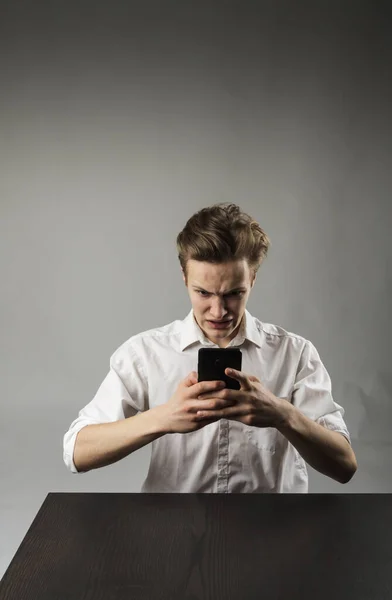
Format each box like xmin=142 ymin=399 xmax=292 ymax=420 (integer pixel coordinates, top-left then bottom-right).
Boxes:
xmin=182 ymin=259 xmax=256 ymax=348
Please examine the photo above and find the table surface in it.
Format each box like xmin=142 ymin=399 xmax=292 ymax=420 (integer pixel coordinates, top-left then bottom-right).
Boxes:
xmin=0 ymin=493 xmax=391 ymax=600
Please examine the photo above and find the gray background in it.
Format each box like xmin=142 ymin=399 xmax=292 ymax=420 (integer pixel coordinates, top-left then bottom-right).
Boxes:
xmin=1 ymin=0 xmax=391 ymax=580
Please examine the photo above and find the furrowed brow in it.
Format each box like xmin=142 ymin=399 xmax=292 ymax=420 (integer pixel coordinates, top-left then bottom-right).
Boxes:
xmin=192 ymin=286 xmax=246 ymax=293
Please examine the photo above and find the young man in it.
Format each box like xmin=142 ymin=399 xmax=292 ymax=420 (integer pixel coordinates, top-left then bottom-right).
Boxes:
xmin=63 ymin=205 xmax=357 ymax=492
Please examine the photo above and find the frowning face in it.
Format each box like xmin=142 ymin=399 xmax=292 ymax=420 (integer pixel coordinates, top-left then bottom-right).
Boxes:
xmin=182 ymin=259 xmax=256 ymax=348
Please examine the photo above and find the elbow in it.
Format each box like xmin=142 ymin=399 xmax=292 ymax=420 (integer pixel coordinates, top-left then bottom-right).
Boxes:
xmin=339 ymin=457 xmax=358 ymax=484
xmin=66 ymin=426 xmax=90 ymax=473
xmin=72 ymin=461 xmax=87 ymax=474
xmin=72 ymin=451 xmax=90 ymax=474
xmin=63 ymin=448 xmax=88 ymax=474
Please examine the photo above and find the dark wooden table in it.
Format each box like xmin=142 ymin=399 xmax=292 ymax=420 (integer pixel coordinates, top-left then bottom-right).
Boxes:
xmin=0 ymin=493 xmax=391 ymax=599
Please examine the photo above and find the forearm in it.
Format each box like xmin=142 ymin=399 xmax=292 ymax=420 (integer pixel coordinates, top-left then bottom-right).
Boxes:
xmin=276 ymin=402 xmax=357 ymax=484
xmin=73 ymin=407 xmax=167 ymax=472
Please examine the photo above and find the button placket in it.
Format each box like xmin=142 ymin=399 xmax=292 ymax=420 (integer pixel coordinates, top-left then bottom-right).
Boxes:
xmin=217 ymin=419 xmax=230 ymax=493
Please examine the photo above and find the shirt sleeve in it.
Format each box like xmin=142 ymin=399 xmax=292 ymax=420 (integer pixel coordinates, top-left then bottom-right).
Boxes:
xmin=63 ymin=344 xmax=148 ymax=473
xmin=291 ymin=340 xmax=352 ymax=445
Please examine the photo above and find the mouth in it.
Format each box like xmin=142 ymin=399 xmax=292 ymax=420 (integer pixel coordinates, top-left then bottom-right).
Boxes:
xmin=210 ymin=320 xmax=231 ymax=323
xmin=208 ymin=319 xmax=233 ymax=328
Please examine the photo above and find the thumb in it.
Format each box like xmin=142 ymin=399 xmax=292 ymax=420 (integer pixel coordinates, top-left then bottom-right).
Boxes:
xmin=185 ymin=371 xmax=198 ymax=387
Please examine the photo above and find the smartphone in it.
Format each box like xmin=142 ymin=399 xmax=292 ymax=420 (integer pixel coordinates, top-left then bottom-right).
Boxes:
xmin=197 ymin=346 xmax=242 ymax=391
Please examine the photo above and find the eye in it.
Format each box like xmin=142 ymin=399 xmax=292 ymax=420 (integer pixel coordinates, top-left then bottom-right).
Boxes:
xmin=197 ymin=291 xmax=243 ymax=297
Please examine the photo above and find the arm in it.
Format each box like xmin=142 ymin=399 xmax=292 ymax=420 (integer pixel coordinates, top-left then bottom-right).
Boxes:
xmin=73 ymin=407 xmax=166 ymax=472
xmin=276 ymin=400 xmax=357 ymax=484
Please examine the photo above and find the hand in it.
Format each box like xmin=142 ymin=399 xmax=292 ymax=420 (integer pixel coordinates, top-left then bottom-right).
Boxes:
xmin=158 ymin=371 xmax=235 ymax=434
xmin=195 ymin=368 xmax=290 ymax=428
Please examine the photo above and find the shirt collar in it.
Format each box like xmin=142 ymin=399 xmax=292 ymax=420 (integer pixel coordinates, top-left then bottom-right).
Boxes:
xmin=180 ymin=308 xmax=263 ymax=351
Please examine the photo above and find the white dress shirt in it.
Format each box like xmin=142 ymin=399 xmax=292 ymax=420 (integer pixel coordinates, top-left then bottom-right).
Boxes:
xmin=63 ymin=308 xmax=351 ymax=493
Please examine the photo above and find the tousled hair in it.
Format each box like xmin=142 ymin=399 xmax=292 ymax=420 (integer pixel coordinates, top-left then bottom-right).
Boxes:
xmin=176 ymin=202 xmax=271 ymax=284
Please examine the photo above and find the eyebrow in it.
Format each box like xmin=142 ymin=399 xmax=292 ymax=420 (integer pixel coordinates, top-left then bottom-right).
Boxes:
xmin=192 ymin=286 xmax=247 ymax=294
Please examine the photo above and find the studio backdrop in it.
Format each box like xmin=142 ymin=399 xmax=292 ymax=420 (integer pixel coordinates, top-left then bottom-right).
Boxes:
xmin=1 ymin=0 xmax=391 ymax=580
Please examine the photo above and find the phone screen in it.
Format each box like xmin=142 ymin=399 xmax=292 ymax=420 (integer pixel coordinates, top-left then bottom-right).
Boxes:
xmin=197 ymin=347 xmax=242 ymax=390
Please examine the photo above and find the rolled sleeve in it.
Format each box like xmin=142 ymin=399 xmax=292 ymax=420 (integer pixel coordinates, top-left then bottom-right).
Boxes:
xmin=316 ymin=413 xmax=352 ymax=445
xmin=292 ymin=340 xmax=351 ymax=444
xmin=63 ymin=345 xmax=148 ymax=473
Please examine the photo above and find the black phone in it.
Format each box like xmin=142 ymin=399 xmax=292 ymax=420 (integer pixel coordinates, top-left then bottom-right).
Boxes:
xmin=197 ymin=347 xmax=242 ymax=391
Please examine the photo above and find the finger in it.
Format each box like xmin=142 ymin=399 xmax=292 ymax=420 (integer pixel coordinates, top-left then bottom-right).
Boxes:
xmin=196 ymin=405 xmax=247 ymax=419
xmin=195 ymin=399 xmax=229 ymax=412
xmin=196 ymin=393 xmax=236 ymax=407
xmin=225 ymin=367 xmax=244 ymax=378
xmin=229 ymin=369 xmax=262 ymax=392
xmin=197 ymin=390 xmax=233 ymax=400
xmin=225 ymin=368 xmax=252 ymax=389
xmin=225 ymin=368 xmax=235 ymax=378
xmin=198 ymin=381 xmax=226 ymax=395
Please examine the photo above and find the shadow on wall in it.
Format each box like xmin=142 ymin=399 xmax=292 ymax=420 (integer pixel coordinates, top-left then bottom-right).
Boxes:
xmin=338 ymin=370 xmax=392 ymax=444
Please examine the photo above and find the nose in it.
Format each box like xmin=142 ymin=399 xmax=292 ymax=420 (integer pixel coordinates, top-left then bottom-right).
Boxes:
xmin=209 ymin=298 xmax=229 ymax=320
